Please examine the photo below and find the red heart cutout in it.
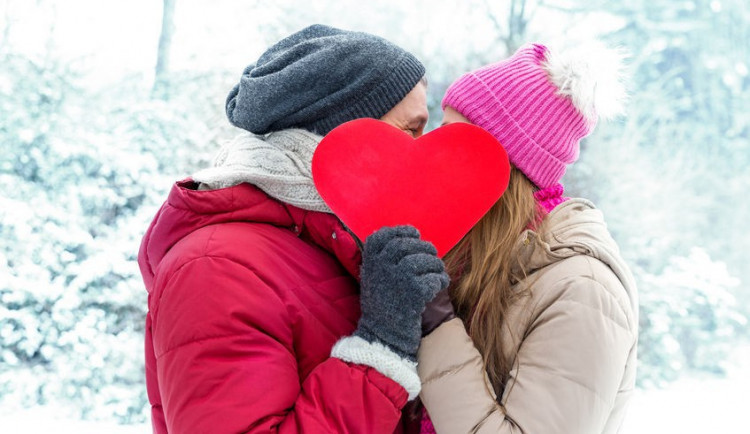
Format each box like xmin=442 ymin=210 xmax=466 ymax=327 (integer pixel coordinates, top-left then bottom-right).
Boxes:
xmin=312 ymin=118 xmax=510 ymax=257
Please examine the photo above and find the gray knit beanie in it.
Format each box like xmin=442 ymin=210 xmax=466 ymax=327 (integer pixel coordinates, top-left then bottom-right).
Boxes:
xmin=226 ymin=24 xmax=426 ymax=136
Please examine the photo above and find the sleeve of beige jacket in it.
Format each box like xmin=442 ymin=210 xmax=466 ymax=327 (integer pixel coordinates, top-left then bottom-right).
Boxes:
xmin=417 ymin=277 xmax=636 ymax=434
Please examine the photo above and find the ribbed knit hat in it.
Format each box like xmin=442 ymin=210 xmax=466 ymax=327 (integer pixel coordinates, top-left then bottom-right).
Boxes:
xmin=442 ymin=43 xmax=626 ymax=189
xmin=226 ymin=24 xmax=425 ymax=136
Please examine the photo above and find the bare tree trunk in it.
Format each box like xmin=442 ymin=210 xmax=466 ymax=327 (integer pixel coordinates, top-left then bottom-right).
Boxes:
xmin=483 ymin=0 xmax=533 ymax=55
xmin=152 ymin=0 xmax=176 ymax=99
xmin=506 ymin=0 xmax=529 ymax=53
xmin=1 ymin=1 xmax=11 ymax=50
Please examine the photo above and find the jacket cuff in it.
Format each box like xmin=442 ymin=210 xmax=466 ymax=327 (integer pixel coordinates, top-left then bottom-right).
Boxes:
xmin=331 ymin=335 xmax=421 ymax=400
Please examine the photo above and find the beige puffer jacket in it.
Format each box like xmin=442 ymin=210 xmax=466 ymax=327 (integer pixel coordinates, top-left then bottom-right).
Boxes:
xmin=418 ymin=199 xmax=638 ymax=434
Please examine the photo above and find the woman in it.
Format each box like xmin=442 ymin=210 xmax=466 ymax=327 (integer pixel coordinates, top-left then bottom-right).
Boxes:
xmin=416 ymin=43 xmax=639 ymax=433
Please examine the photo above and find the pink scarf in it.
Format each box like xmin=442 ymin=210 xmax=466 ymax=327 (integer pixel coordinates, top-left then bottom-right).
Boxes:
xmin=534 ymin=183 xmax=567 ymax=214
xmin=420 ymin=407 xmax=437 ymax=434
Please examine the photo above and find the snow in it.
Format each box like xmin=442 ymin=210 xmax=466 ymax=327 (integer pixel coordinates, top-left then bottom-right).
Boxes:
xmin=0 ymin=407 xmax=148 ymax=434
xmin=622 ymin=343 xmax=750 ymax=434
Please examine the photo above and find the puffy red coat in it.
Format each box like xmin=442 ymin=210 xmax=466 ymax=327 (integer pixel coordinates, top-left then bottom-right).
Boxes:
xmin=138 ymin=180 xmax=416 ymax=433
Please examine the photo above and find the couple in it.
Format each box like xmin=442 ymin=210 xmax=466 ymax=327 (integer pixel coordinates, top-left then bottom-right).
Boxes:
xmin=138 ymin=25 xmax=638 ymax=434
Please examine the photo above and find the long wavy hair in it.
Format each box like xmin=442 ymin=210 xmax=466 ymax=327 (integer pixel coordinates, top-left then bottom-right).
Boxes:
xmin=443 ymin=165 xmax=542 ymax=398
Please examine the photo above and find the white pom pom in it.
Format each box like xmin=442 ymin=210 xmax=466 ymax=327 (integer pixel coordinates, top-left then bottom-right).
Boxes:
xmin=542 ymin=42 xmax=628 ymax=122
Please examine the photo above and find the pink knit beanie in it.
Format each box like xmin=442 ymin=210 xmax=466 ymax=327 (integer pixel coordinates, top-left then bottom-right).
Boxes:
xmin=442 ymin=43 xmax=625 ymax=189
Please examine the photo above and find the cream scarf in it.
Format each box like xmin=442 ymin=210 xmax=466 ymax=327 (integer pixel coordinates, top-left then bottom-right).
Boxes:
xmin=192 ymin=129 xmax=332 ymax=213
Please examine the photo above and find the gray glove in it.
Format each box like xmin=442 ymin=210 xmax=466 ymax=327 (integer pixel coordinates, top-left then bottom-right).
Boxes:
xmin=355 ymin=226 xmax=450 ymax=361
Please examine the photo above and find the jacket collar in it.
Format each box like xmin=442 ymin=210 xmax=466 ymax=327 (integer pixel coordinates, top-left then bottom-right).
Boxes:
xmin=281 ymin=202 xmax=362 ymax=279
xmin=514 ymin=198 xmax=637 ymax=311
xmin=139 ymin=180 xmax=362 ymax=288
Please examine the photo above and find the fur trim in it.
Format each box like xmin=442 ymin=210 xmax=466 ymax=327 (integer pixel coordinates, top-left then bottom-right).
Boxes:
xmin=331 ymin=335 xmax=421 ymax=400
xmin=542 ymin=42 xmax=628 ymax=122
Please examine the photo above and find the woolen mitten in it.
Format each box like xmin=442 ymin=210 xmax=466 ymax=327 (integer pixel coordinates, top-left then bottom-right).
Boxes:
xmin=354 ymin=226 xmax=450 ymax=362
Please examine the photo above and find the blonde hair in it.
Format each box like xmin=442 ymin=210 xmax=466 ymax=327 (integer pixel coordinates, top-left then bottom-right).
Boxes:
xmin=444 ymin=166 xmax=541 ymax=397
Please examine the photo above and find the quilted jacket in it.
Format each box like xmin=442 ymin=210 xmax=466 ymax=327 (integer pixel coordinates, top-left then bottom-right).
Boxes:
xmin=138 ymin=180 xmax=419 ymax=433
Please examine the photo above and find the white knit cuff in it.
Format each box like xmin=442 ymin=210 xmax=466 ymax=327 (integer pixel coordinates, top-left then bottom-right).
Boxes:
xmin=331 ymin=335 xmax=421 ymax=400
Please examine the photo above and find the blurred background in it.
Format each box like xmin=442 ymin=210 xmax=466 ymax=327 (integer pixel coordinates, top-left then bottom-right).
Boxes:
xmin=0 ymin=0 xmax=748 ymax=432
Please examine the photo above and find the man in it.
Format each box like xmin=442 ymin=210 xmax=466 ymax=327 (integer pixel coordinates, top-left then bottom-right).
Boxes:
xmin=138 ymin=25 xmax=444 ymax=433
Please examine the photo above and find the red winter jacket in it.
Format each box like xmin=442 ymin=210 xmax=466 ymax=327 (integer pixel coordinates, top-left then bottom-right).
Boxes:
xmin=138 ymin=180 xmax=417 ymax=433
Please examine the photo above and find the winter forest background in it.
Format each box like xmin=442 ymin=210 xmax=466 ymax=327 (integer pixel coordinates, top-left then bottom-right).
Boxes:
xmin=1 ymin=0 xmax=749 ymax=432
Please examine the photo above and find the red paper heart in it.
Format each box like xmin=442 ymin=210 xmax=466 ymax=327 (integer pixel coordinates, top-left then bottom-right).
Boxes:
xmin=312 ymin=118 xmax=510 ymax=257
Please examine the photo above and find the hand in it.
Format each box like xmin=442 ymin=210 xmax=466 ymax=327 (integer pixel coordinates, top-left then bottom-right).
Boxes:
xmin=421 ymin=288 xmax=456 ymax=336
xmin=355 ymin=226 xmax=450 ymax=361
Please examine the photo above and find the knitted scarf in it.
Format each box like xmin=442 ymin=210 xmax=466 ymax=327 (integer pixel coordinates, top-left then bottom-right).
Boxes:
xmin=534 ymin=182 xmax=568 ymax=214
xmin=192 ymin=129 xmax=332 ymax=213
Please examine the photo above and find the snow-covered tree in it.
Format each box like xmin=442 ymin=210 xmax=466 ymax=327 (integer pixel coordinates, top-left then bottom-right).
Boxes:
xmin=637 ymin=249 xmax=746 ymax=386
xmin=0 ymin=35 xmax=233 ymax=420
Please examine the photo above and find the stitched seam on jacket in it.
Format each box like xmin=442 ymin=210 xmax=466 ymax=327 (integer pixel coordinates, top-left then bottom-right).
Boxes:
xmin=530 ymin=266 xmax=634 ymax=335
xmin=542 ymin=296 xmax=632 ymax=334
xmin=579 ymin=255 xmax=634 ymax=319
xmin=521 ymin=285 xmax=635 ymax=406
xmin=154 ymin=254 xmax=293 ymax=357
xmin=156 ymin=332 xmax=254 ymax=359
xmin=519 ymin=360 xmax=612 ymax=405
xmin=422 ymin=361 xmax=473 ymax=386
xmin=517 ymin=278 xmax=635 ymax=407
xmin=159 ymin=254 xmax=282 ymax=305
xmin=575 ymin=274 xmax=634 ymax=334
xmin=161 ymin=253 xmax=350 ymax=323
